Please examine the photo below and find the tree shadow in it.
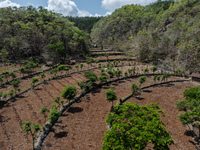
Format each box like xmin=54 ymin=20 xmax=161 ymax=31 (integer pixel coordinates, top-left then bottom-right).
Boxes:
xmin=142 ymin=90 xmax=152 ymax=93
xmin=0 ymin=101 xmax=7 ymax=109
xmin=54 ymin=131 xmax=68 ymax=138
xmin=35 ymin=88 xmax=42 ymax=90
xmin=135 ymin=96 xmax=144 ymax=100
xmin=118 ymin=80 xmax=125 ymax=83
xmin=185 ymin=130 xmax=200 ymax=147
xmin=67 ymin=107 xmax=83 ymax=113
xmin=92 ymin=88 xmax=101 ymax=94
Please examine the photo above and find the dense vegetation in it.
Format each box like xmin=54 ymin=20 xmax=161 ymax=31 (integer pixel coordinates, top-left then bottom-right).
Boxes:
xmin=0 ymin=6 xmax=90 ymax=64
xmin=177 ymin=86 xmax=200 ymax=140
xmin=91 ymin=0 xmax=200 ymax=72
xmin=66 ymin=16 xmax=102 ymax=33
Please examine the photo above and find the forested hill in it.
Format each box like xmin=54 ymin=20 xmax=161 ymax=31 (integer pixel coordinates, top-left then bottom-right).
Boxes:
xmin=66 ymin=16 xmax=102 ymax=33
xmin=0 ymin=6 xmax=90 ymax=64
xmin=91 ymin=0 xmax=200 ymax=72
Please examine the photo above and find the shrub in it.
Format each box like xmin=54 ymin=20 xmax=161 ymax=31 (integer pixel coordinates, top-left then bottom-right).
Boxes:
xmin=61 ymin=85 xmax=77 ymax=101
xmin=48 ymin=108 xmax=61 ymax=124
xmin=31 ymin=77 xmax=39 ymax=88
xmin=105 ymin=90 xmax=117 ymax=106
xmin=139 ymin=76 xmax=146 ymax=87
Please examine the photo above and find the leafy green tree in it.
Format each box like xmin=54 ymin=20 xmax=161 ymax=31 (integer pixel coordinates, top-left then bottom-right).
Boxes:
xmin=8 ymin=89 xmax=14 ymax=97
xmin=11 ymin=79 xmax=20 ymax=94
xmin=156 ymin=75 xmax=160 ymax=83
xmin=105 ymin=90 xmax=117 ymax=107
xmin=105 ymin=53 xmax=109 ymax=61
xmin=103 ymin=102 xmax=174 ymax=149
xmin=107 ymin=70 xmax=114 ymax=79
xmin=1 ymin=70 xmax=9 ymax=82
xmin=115 ymin=69 xmax=122 ymax=79
xmin=98 ymin=63 xmax=101 ymax=68
xmin=61 ymin=85 xmax=77 ymax=102
xmin=151 ymin=65 xmax=158 ymax=73
xmin=0 ymin=77 xmax=4 ymax=85
xmin=131 ymin=83 xmax=141 ymax=96
xmin=40 ymin=72 xmax=46 ymax=82
xmin=31 ymin=77 xmax=39 ymax=88
xmin=20 ymin=67 xmax=26 ymax=77
xmin=48 ymin=108 xmax=62 ymax=125
xmin=22 ymin=121 xmax=40 ymax=150
xmin=139 ymin=76 xmax=146 ymax=87
xmin=40 ymin=107 xmax=48 ymax=123
xmin=77 ymin=80 xmax=87 ymax=91
xmin=84 ymin=71 xmax=98 ymax=83
xmin=9 ymin=71 xmax=16 ymax=79
xmin=75 ymin=65 xmax=79 ymax=71
xmin=80 ymin=63 xmax=84 ymax=69
xmin=99 ymin=75 xmax=108 ymax=84
xmin=144 ymin=68 xmax=149 ymax=73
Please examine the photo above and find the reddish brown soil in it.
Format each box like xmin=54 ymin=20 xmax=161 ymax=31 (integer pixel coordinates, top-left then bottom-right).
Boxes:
xmin=0 ymin=55 xmax=194 ymax=150
xmin=41 ymin=77 xmax=196 ymax=150
xmin=126 ymin=82 xmax=199 ymax=150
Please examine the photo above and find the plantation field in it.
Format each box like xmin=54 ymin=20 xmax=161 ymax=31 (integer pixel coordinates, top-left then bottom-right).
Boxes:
xmin=0 ymin=48 xmax=198 ymax=150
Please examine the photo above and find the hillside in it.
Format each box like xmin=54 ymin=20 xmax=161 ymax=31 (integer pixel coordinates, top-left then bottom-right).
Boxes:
xmin=91 ymin=0 xmax=200 ymax=73
xmin=0 ymin=6 xmax=90 ymax=64
xmin=66 ymin=16 xmax=102 ymax=33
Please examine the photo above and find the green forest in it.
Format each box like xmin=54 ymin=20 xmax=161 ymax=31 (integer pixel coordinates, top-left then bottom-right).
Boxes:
xmin=0 ymin=6 xmax=90 ymax=64
xmin=0 ymin=0 xmax=199 ymax=72
xmin=91 ymin=0 xmax=200 ymax=73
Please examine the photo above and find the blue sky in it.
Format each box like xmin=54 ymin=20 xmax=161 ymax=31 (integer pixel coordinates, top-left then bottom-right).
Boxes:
xmin=0 ymin=0 xmax=158 ymax=16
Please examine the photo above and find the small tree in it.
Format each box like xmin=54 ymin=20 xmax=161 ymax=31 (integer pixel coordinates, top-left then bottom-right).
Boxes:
xmin=115 ymin=69 xmax=122 ymax=79
xmin=151 ymin=65 xmax=157 ymax=73
xmin=11 ymin=79 xmax=20 ymax=95
xmin=95 ymin=60 xmax=99 ymax=67
xmin=31 ymin=77 xmax=39 ymax=88
xmin=40 ymin=73 xmax=46 ymax=82
xmin=20 ymin=67 xmax=26 ymax=77
xmin=48 ymin=108 xmax=62 ymax=124
xmin=131 ymin=83 xmax=141 ymax=96
xmin=40 ymin=107 xmax=49 ymax=123
xmin=22 ymin=121 xmax=40 ymax=150
xmin=98 ymin=63 xmax=101 ymax=68
xmin=105 ymin=53 xmax=109 ymax=62
xmin=75 ymin=65 xmax=79 ymax=71
xmin=9 ymin=71 xmax=16 ymax=79
xmin=0 ymin=77 xmax=4 ymax=86
xmin=105 ymin=90 xmax=117 ymax=107
xmin=107 ymin=70 xmax=114 ymax=79
xmin=61 ymin=85 xmax=77 ymax=102
xmin=156 ymin=75 xmax=160 ymax=83
xmin=1 ymin=70 xmax=9 ymax=82
xmin=8 ymin=89 xmax=14 ymax=97
xmin=99 ymin=75 xmax=108 ymax=84
xmin=80 ymin=63 xmax=84 ymax=69
xmin=139 ymin=76 xmax=146 ymax=87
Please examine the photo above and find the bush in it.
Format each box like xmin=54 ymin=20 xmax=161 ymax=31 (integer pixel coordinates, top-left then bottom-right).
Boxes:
xmin=139 ymin=76 xmax=146 ymax=86
xmin=61 ymin=85 xmax=77 ymax=101
xmin=48 ymin=108 xmax=61 ymax=124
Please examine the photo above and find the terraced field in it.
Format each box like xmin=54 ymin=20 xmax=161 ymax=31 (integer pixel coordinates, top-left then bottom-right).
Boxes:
xmin=0 ymin=47 xmax=198 ymax=150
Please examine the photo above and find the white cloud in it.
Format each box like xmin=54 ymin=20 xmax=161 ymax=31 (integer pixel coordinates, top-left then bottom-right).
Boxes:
xmin=46 ymin=0 xmax=92 ymax=17
xmin=102 ymin=0 xmax=157 ymax=11
xmin=0 ymin=0 xmax=20 ymax=8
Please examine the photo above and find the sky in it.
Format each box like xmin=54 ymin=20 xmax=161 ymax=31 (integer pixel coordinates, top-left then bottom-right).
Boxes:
xmin=0 ymin=0 xmax=158 ymax=17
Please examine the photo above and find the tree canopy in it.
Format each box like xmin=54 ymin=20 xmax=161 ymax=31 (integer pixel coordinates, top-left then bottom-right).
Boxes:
xmin=103 ymin=102 xmax=174 ymax=149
